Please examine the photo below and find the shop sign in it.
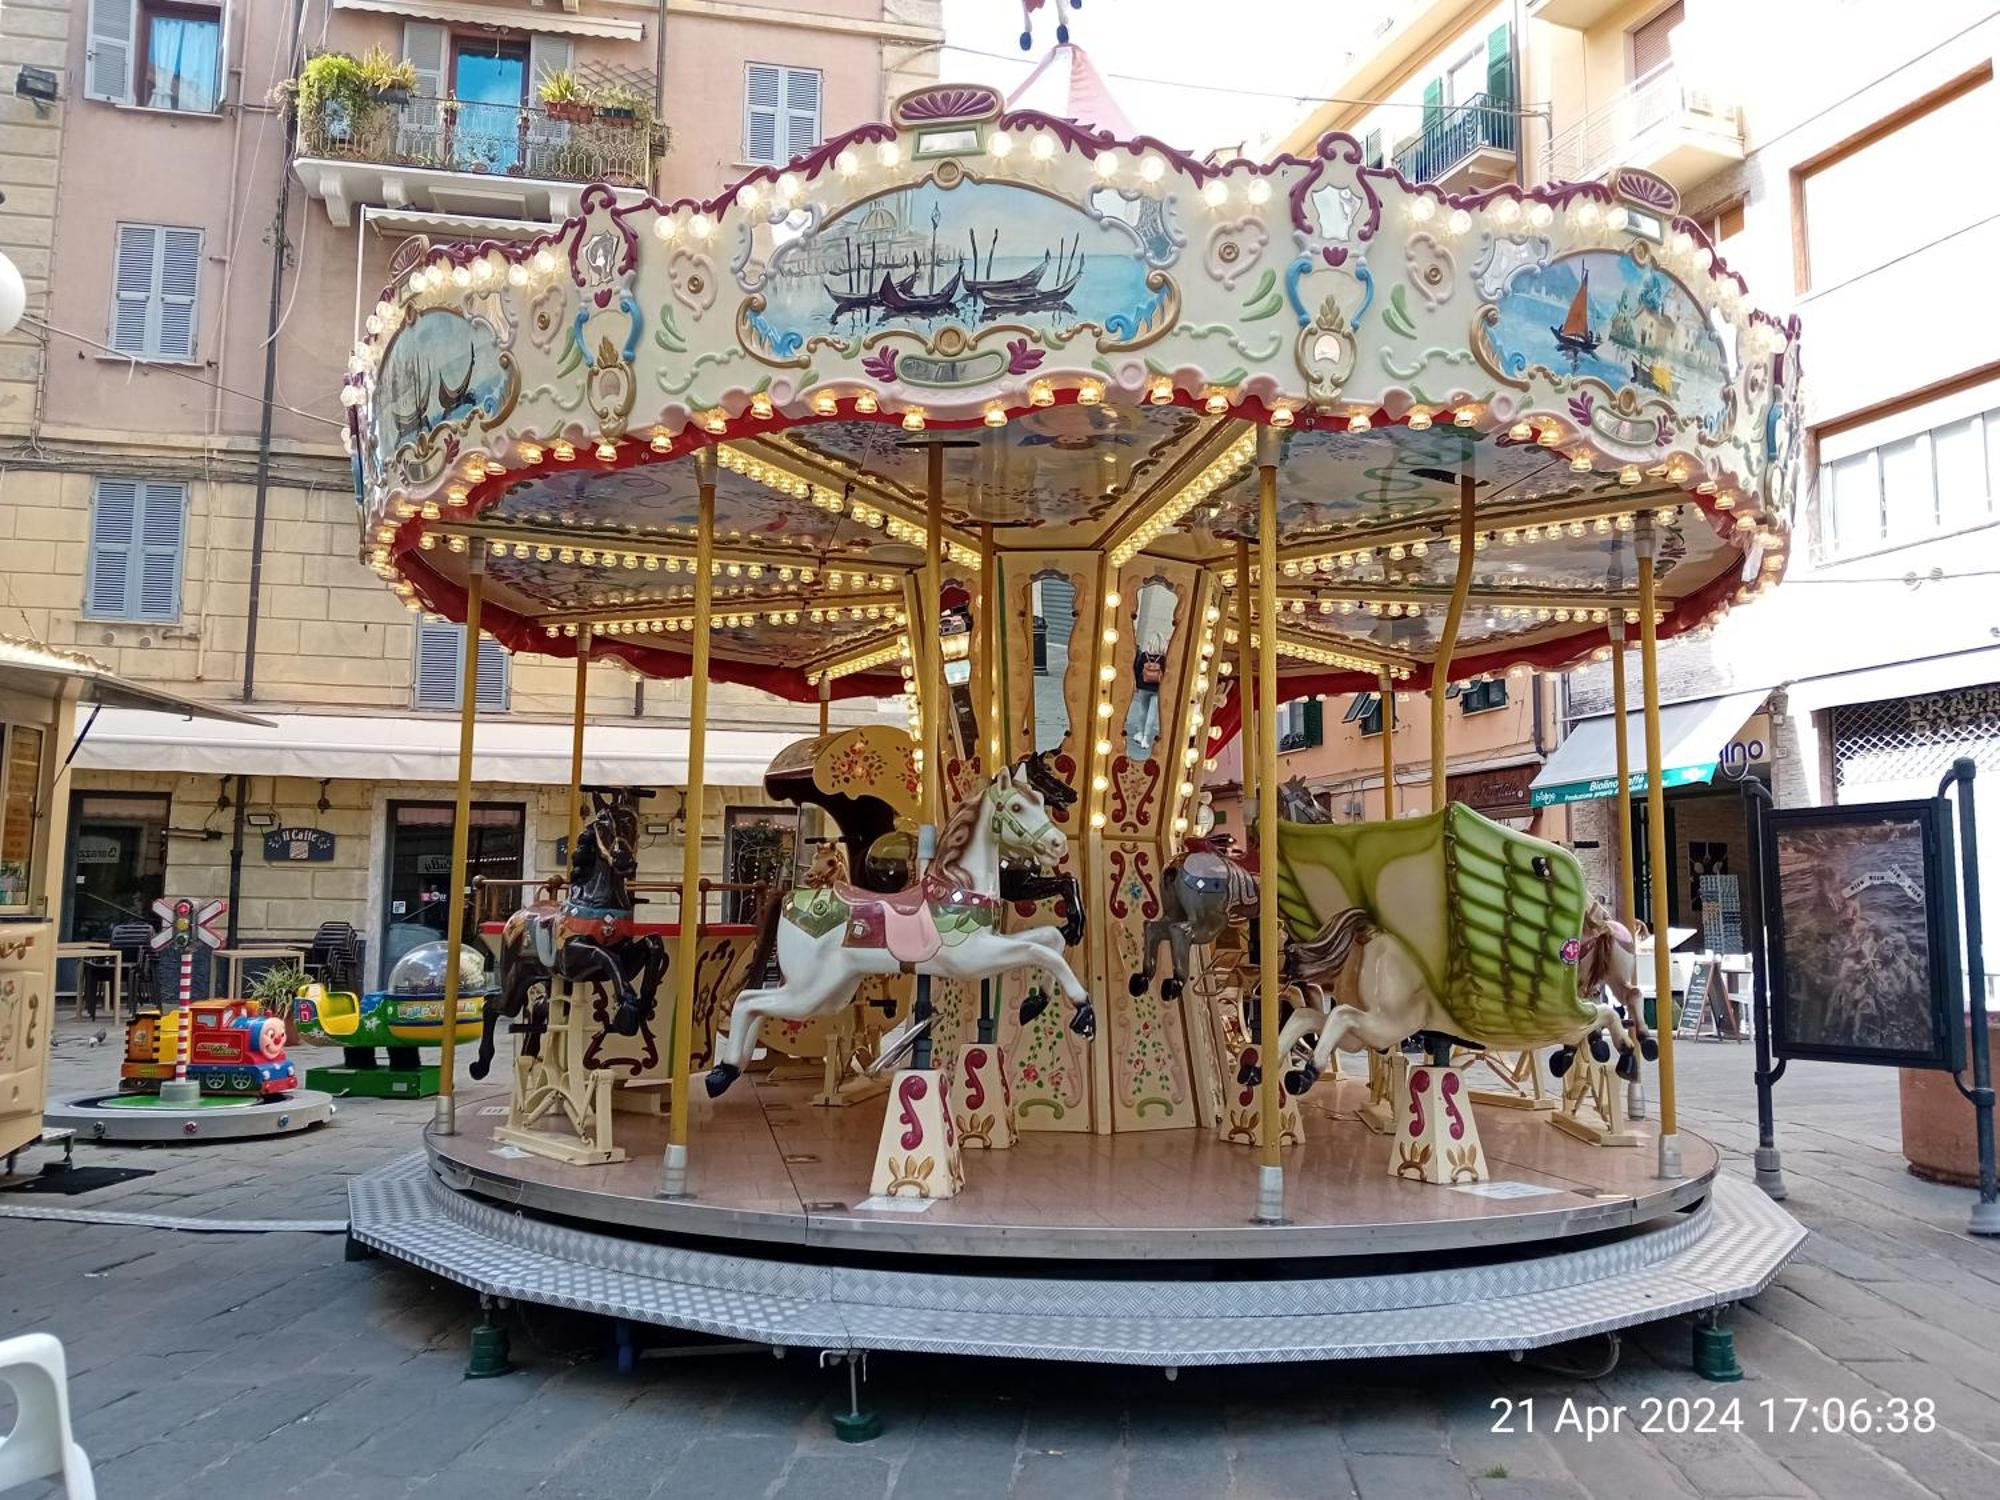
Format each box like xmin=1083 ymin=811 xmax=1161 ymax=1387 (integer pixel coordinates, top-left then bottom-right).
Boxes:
xmin=263 ymin=826 xmax=336 ymax=863
xmin=1446 ymin=763 xmax=1541 ymax=814
xmin=1719 ymin=713 xmax=1771 ymax=778
xmin=1904 ymin=683 xmax=2000 ymax=739
xmin=75 ymin=834 xmax=121 ymax=865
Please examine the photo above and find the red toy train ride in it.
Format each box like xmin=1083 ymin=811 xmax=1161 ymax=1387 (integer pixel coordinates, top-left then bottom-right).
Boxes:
xmin=120 ymin=999 xmax=298 ymax=1098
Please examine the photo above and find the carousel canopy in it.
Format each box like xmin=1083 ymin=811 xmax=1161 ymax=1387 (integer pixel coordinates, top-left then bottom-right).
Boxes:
xmin=343 ymin=83 xmax=1801 ymax=718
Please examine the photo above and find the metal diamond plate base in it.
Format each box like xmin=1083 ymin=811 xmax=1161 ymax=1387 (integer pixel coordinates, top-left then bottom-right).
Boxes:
xmin=349 ymin=1155 xmax=1805 ymax=1366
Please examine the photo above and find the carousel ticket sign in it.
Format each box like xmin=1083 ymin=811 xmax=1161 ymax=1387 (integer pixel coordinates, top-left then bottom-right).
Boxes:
xmin=1761 ymin=800 xmax=1964 ymax=1071
xmin=263 ymin=826 xmax=336 ymax=863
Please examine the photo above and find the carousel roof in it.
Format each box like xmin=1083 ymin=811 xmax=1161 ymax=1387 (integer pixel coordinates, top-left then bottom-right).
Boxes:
xmin=343 ymin=82 xmax=1802 ymax=710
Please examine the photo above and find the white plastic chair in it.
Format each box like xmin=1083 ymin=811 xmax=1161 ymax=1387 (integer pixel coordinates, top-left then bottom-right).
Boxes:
xmin=0 ymin=1333 xmax=95 ymax=1500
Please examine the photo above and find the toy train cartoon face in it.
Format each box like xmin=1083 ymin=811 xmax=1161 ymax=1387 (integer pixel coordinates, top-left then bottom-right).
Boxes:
xmin=121 ymin=999 xmax=298 ymax=1098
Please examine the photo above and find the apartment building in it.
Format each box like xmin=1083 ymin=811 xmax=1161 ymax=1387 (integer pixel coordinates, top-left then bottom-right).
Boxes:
xmin=0 ymin=0 xmax=940 ymax=985
xmin=1256 ymin=0 xmax=2000 ymax=953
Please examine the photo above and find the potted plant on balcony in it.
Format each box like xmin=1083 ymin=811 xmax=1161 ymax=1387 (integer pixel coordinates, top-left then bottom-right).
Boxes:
xmin=538 ymin=69 xmax=593 ymax=124
xmin=359 ymin=45 xmax=417 ymax=107
xmin=281 ymin=52 xmax=380 ymax=155
xmin=592 ymin=82 xmax=647 ymax=124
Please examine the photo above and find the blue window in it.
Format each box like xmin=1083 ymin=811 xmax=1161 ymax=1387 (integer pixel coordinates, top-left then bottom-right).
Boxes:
xmin=415 ymin=619 xmax=509 ymax=711
xmin=86 ymin=478 xmax=185 ymax=622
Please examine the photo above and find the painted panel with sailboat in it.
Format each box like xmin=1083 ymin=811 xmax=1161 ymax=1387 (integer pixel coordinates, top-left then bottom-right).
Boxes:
xmin=371 ymin=309 xmax=515 ymax=473
xmin=756 ymin=180 xmax=1162 ymax=353
xmin=1487 ymin=251 xmax=1728 ymax=425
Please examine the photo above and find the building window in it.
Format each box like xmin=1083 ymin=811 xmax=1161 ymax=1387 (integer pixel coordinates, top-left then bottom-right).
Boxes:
xmin=1350 ymin=692 xmax=1394 ymax=737
xmin=85 ymin=479 xmax=185 ymax=622
xmin=743 ymin=64 xmax=821 ymax=165
xmin=1795 ymin=67 xmax=1993 ymax=293
xmin=86 ymin=0 xmax=223 ymax=111
xmin=110 ymin=222 xmax=201 ymax=361
xmin=1629 ymin=1 xmax=1684 ymax=81
xmin=1459 ymin=678 xmax=1509 ymax=714
xmin=0 ymin=723 xmax=46 ymax=911
xmin=1817 ymin=395 xmax=2000 ymax=561
xmin=414 ymin=619 xmax=509 ymax=711
xmin=1276 ymin=697 xmax=1323 ymax=752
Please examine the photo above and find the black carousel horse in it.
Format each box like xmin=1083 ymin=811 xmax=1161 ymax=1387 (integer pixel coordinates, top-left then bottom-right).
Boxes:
xmin=998 ymin=751 xmax=1086 ymax=949
xmin=470 ymin=787 xmax=667 ymax=1081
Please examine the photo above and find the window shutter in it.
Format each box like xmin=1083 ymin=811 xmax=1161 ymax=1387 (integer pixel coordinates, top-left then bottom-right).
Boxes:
xmin=110 ymin=224 xmax=156 ymax=355
xmin=1303 ymin=696 xmax=1325 ymax=747
xmin=528 ymin=35 xmax=572 ymax=100
xmin=744 ymin=64 xmax=782 ymax=163
xmin=85 ymin=0 xmax=135 ymax=102
xmin=1362 ymin=129 xmax=1382 ymax=168
xmin=86 ymin=480 xmax=139 ymax=617
xmin=1485 ymin=24 xmax=1512 ymax=110
xmin=1421 ymin=77 xmax=1443 ymax=133
xmin=474 ymin=636 xmax=508 ymax=710
xmin=783 ymin=68 xmax=821 ymax=159
xmin=414 ymin=620 xmax=462 ymax=709
xmin=1631 ymin=2 xmax=1682 ymax=79
xmin=155 ymin=228 xmax=201 ymax=359
xmin=135 ymin=483 xmax=185 ymax=620
xmin=402 ymin=23 xmax=447 ymax=96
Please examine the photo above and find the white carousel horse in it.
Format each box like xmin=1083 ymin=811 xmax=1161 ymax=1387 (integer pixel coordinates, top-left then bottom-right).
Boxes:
xmin=1552 ymin=896 xmax=1659 ymax=1081
xmin=1248 ymin=907 xmax=1647 ymax=1096
xmin=705 ymin=767 xmax=1094 ymax=1096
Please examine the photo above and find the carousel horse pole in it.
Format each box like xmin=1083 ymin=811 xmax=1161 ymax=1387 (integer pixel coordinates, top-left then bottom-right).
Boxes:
xmin=1253 ymin=428 xmax=1284 ymax=1223
xmin=435 ymin=538 xmax=484 ymax=1137
xmin=979 ymin=522 xmax=1000 ymax=1046
xmin=1610 ymin=610 xmax=1652 ymax=1118
xmin=663 ymin=451 xmax=717 ymax=1198
xmin=1378 ymin=667 xmax=1397 ymax=818
xmin=568 ymin=625 xmax=592 ymax=857
xmin=1637 ymin=518 xmax=1681 ymax=1181
xmin=911 ymin=442 xmax=947 ymax=1073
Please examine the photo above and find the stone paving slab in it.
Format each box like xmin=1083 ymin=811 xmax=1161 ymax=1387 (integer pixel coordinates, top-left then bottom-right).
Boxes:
xmin=4 ymin=1020 xmax=1999 ymax=1497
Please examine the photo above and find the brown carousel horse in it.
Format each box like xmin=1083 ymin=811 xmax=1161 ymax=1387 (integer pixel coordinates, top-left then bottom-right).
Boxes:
xmin=469 ymin=787 xmax=667 ymax=1081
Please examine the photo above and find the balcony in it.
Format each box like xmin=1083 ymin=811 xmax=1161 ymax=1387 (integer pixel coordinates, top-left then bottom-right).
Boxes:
xmin=1391 ymin=94 xmax=1518 ymax=191
xmin=294 ymin=93 xmax=657 ymax=226
xmin=1546 ymin=65 xmax=1744 ymax=193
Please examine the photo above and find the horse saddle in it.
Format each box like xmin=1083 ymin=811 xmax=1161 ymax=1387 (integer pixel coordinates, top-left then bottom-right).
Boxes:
xmin=835 ymin=878 xmax=940 ymax=966
xmin=1178 ymin=850 xmax=1236 ymax=895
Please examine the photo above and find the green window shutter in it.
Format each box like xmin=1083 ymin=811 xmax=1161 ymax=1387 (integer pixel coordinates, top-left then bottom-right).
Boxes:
xmin=1486 ymin=25 xmax=1513 ymax=110
xmin=1303 ymin=696 xmax=1324 ymax=747
xmin=1421 ymin=77 xmax=1443 ymax=133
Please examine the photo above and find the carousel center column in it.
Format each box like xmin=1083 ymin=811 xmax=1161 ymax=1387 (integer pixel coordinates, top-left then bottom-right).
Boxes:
xmin=662 ymin=451 xmax=718 ymax=1198
xmin=435 ymin=538 xmax=486 ymax=1136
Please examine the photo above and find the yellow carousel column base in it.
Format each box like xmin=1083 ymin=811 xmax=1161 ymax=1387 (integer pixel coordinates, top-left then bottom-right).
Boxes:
xmin=950 ymin=1042 xmax=1016 ymax=1150
xmin=1551 ymin=1056 xmax=1644 ymax=1147
xmin=1388 ymin=1064 xmax=1489 ymax=1185
xmin=868 ymin=1068 xmax=965 ymax=1199
xmin=1466 ymin=1049 xmax=1558 ymax=1111
xmin=1357 ymin=1050 xmax=1408 ymax=1135
xmin=1214 ymin=1044 xmax=1304 ymax=1147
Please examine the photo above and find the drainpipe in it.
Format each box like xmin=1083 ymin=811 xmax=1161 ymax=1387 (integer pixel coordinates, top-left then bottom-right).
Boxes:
xmin=241 ymin=0 xmax=309 ymax=706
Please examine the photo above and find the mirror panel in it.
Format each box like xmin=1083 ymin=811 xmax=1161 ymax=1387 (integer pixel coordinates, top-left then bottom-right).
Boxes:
xmin=1029 ymin=571 xmax=1078 ymax=755
xmin=1122 ymin=577 xmax=1181 ymax=763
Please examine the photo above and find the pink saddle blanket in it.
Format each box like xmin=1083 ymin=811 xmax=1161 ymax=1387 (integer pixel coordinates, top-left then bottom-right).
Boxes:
xmin=841 ymin=892 xmax=941 ymax=965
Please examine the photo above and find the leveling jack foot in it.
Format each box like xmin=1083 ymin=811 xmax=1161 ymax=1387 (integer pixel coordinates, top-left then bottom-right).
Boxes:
xmin=343 ymin=1232 xmax=377 ymax=1263
xmin=825 ymin=1349 xmax=880 ymax=1442
xmin=1692 ymin=1314 xmax=1742 ymax=1383
xmin=466 ymin=1303 xmax=515 ymax=1380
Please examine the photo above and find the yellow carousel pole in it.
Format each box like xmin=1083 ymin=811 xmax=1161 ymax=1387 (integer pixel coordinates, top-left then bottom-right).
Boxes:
xmin=818 ymin=674 xmax=830 ymax=737
xmin=1254 ymin=430 xmax=1284 ymax=1223
xmin=435 ymin=539 xmax=485 ymax=1136
xmin=1377 ymin=667 xmax=1397 ymax=819
xmin=1430 ymin=474 xmax=1479 ymax=811
xmin=1609 ymin=609 xmax=1646 ymax=1119
xmin=1234 ymin=536 xmax=1257 ymax=843
xmin=1636 ymin=519 xmax=1680 ymax=1179
xmin=910 ymin=442 xmax=945 ymax=1072
xmin=981 ymin=524 xmax=1000 ymax=772
xmin=663 ymin=450 xmax=717 ymax=1197
xmin=567 ymin=624 xmax=592 ymax=859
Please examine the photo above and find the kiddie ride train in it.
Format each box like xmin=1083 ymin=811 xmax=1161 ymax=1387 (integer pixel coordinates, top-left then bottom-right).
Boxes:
xmin=341 ymin=81 xmax=1808 ymax=1391
xmin=119 ymin=999 xmax=297 ymax=1098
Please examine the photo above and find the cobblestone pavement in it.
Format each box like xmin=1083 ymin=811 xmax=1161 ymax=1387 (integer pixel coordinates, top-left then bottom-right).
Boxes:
xmin=4 ymin=1018 xmax=1999 ymax=1499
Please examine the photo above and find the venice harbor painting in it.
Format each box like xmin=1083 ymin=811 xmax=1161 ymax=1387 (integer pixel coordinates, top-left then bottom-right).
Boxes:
xmin=757 ymin=180 xmax=1164 ymax=351
xmin=1488 ymin=250 xmax=1729 ymax=426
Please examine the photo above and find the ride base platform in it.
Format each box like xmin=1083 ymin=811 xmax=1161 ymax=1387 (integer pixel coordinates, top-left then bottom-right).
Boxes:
xmin=349 ymin=1075 xmax=1804 ymax=1367
xmin=307 ymin=1064 xmax=441 ymax=1099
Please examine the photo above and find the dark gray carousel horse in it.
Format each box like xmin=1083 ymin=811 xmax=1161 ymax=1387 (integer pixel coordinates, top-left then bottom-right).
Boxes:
xmin=471 ymin=787 xmax=667 ymax=1081
xmin=1003 ymin=751 xmax=1093 ymax=1035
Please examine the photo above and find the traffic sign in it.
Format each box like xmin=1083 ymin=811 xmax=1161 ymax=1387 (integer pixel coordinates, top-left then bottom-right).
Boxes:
xmin=150 ymin=897 xmax=227 ymax=951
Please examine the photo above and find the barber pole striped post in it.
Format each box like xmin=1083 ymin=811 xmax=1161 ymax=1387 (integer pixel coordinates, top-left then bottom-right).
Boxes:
xmin=149 ymin=897 xmax=227 ymax=1089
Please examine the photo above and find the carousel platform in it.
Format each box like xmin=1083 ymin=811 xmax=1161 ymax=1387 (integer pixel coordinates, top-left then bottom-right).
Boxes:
xmin=348 ymin=1078 xmax=1804 ymax=1366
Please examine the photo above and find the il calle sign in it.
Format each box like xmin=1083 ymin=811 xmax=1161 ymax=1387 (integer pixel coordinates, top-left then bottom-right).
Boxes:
xmin=263 ymin=826 xmax=336 ymax=863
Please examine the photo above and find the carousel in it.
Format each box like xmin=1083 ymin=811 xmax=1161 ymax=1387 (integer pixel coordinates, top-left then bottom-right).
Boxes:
xmin=343 ymin=84 xmax=1806 ymax=1385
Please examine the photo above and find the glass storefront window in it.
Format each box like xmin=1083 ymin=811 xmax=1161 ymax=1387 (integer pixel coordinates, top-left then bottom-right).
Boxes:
xmin=0 ymin=724 xmax=43 ymax=909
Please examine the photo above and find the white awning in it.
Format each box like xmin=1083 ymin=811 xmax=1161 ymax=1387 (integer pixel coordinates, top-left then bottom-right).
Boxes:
xmin=0 ymin=636 xmax=271 ymax=725
xmin=331 ymin=0 xmax=644 ymax=40
xmin=1530 ymin=689 xmax=1771 ymax=806
xmin=72 ymin=710 xmax=804 ymax=788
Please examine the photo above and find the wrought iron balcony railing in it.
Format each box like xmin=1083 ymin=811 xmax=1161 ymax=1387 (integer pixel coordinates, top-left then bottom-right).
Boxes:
xmin=1546 ymin=63 xmax=1742 ymax=183
xmin=296 ymin=93 xmax=653 ymax=188
xmin=1391 ymin=92 xmax=1517 ymax=185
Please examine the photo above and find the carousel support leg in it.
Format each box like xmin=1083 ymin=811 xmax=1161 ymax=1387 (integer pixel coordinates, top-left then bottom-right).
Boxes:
xmin=663 ymin=455 xmax=717 ymax=1199
xmin=826 ymin=1349 xmax=880 ymax=1443
xmin=1637 ymin=523 xmax=1681 ymax=1180
xmin=1692 ymin=1306 xmax=1744 ymax=1383
xmin=465 ymin=1294 xmax=514 ymax=1380
xmin=1253 ymin=434 xmax=1285 ymax=1224
xmin=436 ymin=541 xmax=486 ymax=1138
xmin=1610 ymin=612 xmax=1648 ymax=1122
xmin=1378 ymin=667 xmax=1397 ymax=817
